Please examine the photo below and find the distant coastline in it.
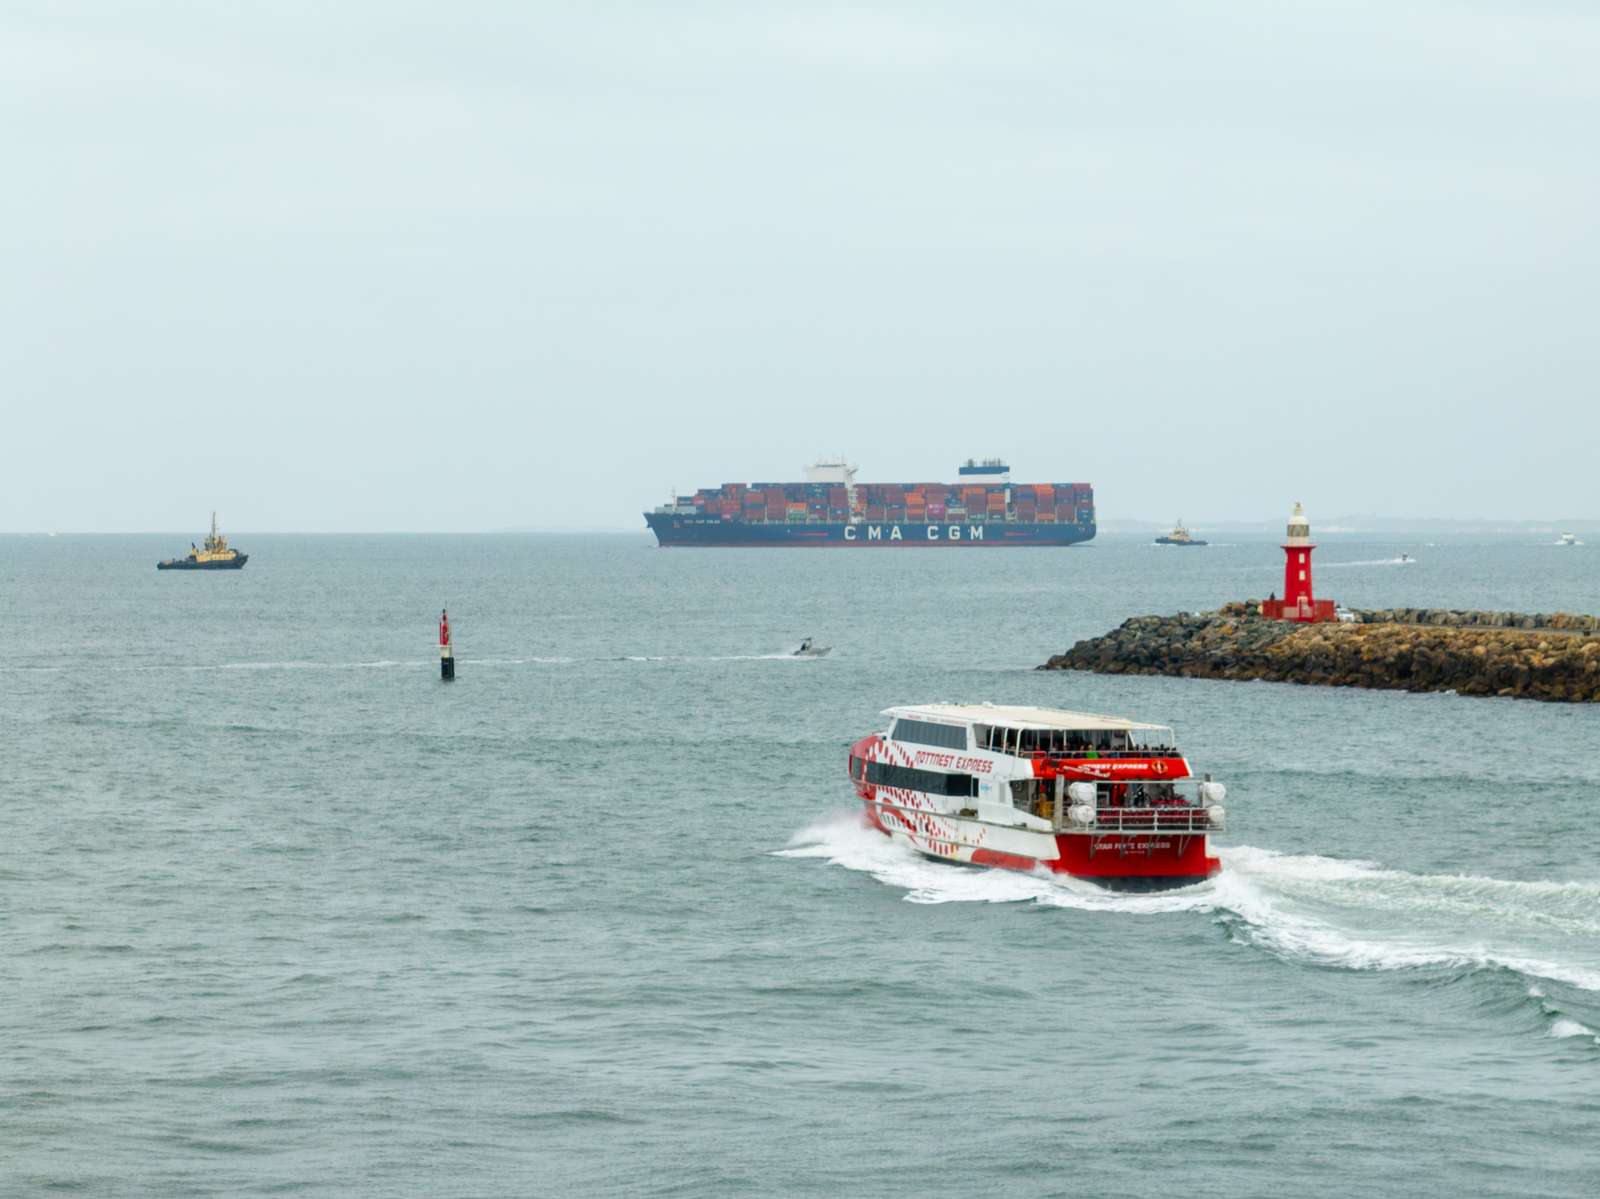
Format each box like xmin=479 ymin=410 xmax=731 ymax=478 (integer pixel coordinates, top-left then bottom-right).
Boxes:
xmin=1099 ymin=516 xmax=1600 ymax=536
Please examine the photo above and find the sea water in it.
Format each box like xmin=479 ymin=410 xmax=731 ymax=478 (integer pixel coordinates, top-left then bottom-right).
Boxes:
xmin=3 ymin=532 xmax=1598 ymax=1196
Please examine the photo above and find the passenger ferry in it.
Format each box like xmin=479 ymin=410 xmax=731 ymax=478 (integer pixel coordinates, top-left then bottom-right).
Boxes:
xmin=848 ymin=704 xmax=1227 ymax=890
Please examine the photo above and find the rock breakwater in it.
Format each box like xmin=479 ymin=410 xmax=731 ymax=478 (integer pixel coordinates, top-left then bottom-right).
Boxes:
xmin=1040 ymin=603 xmax=1600 ymax=702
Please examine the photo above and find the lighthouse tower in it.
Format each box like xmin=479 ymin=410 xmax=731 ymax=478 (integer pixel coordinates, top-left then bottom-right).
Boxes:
xmin=1261 ymin=502 xmax=1336 ymax=622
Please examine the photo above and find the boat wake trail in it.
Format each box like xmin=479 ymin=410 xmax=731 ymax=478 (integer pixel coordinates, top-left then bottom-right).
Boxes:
xmin=1319 ymin=557 xmax=1414 ymax=568
xmin=778 ymin=815 xmax=1600 ymax=996
xmin=777 ymin=813 xmax=1218 ymax=914
xmin=1213 ymin=847 xmax=1600 ymax=993
xmin=616 ymin=652 xmax=817 ymax=663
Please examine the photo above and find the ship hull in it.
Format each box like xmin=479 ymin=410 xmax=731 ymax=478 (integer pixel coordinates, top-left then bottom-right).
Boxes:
xmin=157 ymin=555 xmax=248 ymax=570
xmin=646 ymin=513 xmax=1094 ymax=547
xmin=863 ymin=800 xmax=1218 ymax=890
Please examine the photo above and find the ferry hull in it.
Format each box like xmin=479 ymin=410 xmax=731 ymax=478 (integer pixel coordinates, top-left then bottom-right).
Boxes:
xmin=866 ymin=806 xmax=1217 ymax=889
xmin=864 ymin=804 xmax=1218 ymax=889
xmin=646 ymin=513 xmax=1095 ymax=547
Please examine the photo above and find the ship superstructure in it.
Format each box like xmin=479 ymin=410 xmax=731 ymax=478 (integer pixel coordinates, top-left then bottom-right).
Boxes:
xmin=645 ymin=459 xmax=1094 ymax=547
xmin=848 ymin=703 xmax=1226 ymax=889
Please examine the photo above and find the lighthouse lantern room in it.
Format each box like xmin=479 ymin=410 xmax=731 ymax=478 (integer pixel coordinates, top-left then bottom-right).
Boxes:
xmin=1261 ymin=502 xmax=1337 ymax=623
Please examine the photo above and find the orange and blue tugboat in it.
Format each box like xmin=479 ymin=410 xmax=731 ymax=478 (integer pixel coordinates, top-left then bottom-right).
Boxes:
xmin=157 ymin=512 xmax=248 ymax=570
xmin=1155 ymin=519 xmax=1207 ymax=546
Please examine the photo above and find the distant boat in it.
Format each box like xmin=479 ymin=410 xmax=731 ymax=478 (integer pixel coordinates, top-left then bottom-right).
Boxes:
xmin=157 ymin=512 xmax=248 ymax=570
xmin=1557 ymin=533 xmax=1580 ymax=546
xmin=1155 ymin=519 xmax=1207 ymax=547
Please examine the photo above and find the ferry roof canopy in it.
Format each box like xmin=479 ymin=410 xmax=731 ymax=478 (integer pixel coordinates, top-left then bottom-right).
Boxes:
xmin=884 ymin=703 xmax=1170 ymax=732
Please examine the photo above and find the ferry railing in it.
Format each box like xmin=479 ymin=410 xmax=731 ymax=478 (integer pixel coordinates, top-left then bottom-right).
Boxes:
xmin=1046 ymin=775 xmax=1226 ymax=834
xmin=1060 ymin=806 xmax=1222 ymax=834
xmin=997 ymin=748 xmax=1180 ymax=761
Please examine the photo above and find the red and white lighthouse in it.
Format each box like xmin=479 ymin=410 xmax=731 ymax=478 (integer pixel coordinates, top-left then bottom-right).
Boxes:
xmin=1261 ymin=502 xmax=1336 ymax=622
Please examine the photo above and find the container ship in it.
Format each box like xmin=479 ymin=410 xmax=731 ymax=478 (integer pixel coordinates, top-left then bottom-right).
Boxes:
xmin=645 ymin=459 xmax=1094 ymax=547
xmin=849 ymin=703 xmax=1228 ymax=890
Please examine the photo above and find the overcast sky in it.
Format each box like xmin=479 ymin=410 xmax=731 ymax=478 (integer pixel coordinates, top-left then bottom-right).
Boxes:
xmin=4 ymin=1 xmax=1597 ymax=531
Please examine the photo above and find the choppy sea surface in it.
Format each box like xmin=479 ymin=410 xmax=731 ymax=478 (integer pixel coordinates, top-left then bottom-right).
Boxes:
xmin=4 ymin=531 xmax=1599 ymax=1197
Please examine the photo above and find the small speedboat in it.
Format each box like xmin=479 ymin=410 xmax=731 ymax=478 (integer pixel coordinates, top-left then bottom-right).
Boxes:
xmin=1558 ymin=533 xmax=1580 ymax=546
xmin=794 ymin=638 xmax=831 ymax=658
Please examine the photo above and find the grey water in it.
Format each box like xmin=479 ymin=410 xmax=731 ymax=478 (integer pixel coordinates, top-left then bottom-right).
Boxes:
xmin=4 ymin=532 xmax=1599 ymax=1197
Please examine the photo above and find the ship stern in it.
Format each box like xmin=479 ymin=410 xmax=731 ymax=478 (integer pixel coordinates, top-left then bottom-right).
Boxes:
xmin=1051 ymin=833 xmax=1219 ymax=891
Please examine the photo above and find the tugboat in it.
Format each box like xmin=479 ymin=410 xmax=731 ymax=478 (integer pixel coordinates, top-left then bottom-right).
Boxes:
xmin=848 ymin=704 xmax=1228 ymax=890
xmin=157 ymin=512 xmax=248 ymax=570
xmin=1155 ymin=519 xmax=1207 ymax=546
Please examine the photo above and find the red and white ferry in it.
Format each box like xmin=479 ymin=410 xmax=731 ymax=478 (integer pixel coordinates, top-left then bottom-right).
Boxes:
xmin=848 ymin=704 xmax=1227 ymax=890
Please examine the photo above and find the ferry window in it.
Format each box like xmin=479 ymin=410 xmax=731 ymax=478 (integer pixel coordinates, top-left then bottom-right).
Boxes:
xmin=891 ymin=719 xmax=968 ymax=751
xmin=864 ymin=760 xmax=978 ymax=798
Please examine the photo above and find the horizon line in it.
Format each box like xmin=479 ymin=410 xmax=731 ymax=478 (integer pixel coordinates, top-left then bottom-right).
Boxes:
xmin=5 ymin=517 xmax=1598 ymax=536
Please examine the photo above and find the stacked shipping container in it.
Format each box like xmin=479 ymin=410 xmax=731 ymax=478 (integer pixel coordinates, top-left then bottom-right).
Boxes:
xmin=679 ymin=478 xmax=1093 ymax=526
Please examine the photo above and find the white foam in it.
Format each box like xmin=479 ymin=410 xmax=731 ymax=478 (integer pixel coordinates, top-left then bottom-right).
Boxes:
xmin=779 ymin=815 xmax=1600 ymax=991
xmin=1219 ymin=846 xmax=1600 ymax=989
xmin=1318 ymin=557 xmax=1414 ymax=568
xmin=1221 ymin=846 xmax=1600 ymax=935
xmin=617 ymin=652 xmax=822 ymax=663
xmin=1550 ymin=1018 xmax=1597 ymax=1040
xmin=212 ymin=659 xmax=424 ymax=671
xmin=780 ymin=813 xmax=1225 ymax=914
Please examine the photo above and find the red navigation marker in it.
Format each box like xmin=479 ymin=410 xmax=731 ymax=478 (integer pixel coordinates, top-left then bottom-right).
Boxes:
xmin=439 ymin=608 xmax=455 ymax=680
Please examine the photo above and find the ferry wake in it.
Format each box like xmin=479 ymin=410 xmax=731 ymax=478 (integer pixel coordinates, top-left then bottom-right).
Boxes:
xmin=848 ymin=704 xmax=1227 ymax=891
